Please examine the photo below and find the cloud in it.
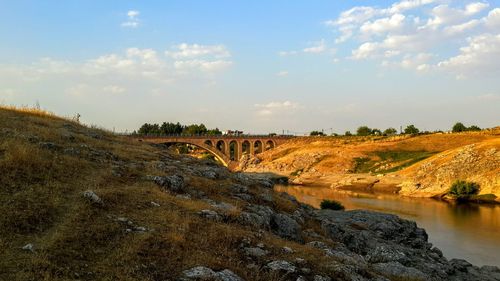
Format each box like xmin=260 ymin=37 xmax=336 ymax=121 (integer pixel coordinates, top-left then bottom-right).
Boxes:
xmin=276 ymin=71 xmax=289 ymax=77
xmin=323 ymin=0 xmax=499 ymax=75
xmin=303 ymin=40 xmax=327 ymax=53
xmin=437 ymin=33 xmax=500 ymax=78
xmin=166 ymin=43 xmax=230 ymax=59
xmin=102 ymin=85 xmax=126 ymax=95
xmin=254 ymin=101 xmax=299 ymax=116
xmin=122 ymin=10 xmax=140 ymax=28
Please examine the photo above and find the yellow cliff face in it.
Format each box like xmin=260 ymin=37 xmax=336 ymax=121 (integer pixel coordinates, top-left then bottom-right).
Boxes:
xmin=242 ymin=130 xmax=500 ymax=199
xmin=397 ymin=138 xmax=500 ymax=199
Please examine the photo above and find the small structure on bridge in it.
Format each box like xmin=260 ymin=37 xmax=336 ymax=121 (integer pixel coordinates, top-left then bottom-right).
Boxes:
xmin=135 ymin=135 xmax=293 ymax=169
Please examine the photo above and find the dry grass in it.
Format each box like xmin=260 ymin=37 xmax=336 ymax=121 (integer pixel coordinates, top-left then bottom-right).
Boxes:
xmin=1 ymin=108 xmax=353 ymax=280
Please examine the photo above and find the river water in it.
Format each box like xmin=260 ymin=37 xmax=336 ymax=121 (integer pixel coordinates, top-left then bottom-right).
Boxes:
xmin=275 ymin=185 xmax=500 ymax=267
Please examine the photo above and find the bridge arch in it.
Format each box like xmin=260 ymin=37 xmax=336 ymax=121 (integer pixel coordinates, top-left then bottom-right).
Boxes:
xmin=216 ymin=140 xmax=226 ymax=154
xmin=161 ymin=140 xmax=231 ymax=167
xmin=253 ymin=140 xmax=263 ymax=154
xmin=204 ymin=140 xmax=213 ymax=147
xmin=229 ymin=140 xmax=239 ymax=161
xmin=265 ymin=140 xmax=275 ymax=151
xmin=242 ymin=140 xmax=251 ymax=156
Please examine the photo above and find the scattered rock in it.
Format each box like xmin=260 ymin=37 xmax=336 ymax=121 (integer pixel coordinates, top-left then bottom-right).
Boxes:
xmin=215 ymin=269 xmax=245 ymax=281
xmin=243 ymin=247 xmax=269 ymax=258
xmin=282 ymin=246 xmax=294 ymax=254
xmin=150 ymin=201 xmax=161 ymax=207
xmin=199 ymin=209 xmax=222 ymax=221
xmin=313 ymin=275 xmax=331 ymax=281
xmin=21 ymin=243 xmax=34 ymax=252
xmin=182 ymin=266 xmax=216 ymax=279
xmin=150 ymin=175 xmax=185 ymax=193
xmin=39 ymin=142 xmax=60 ymax=150
xmin=82 ymin=190 xmax=103 ymax=205
xmin=266 ymin=260 xmax=296 ymax=273
xmin=372 ymin=261 xmax=428 ymax=280
xmin=271 ymin=213 xmax=302 ymax=241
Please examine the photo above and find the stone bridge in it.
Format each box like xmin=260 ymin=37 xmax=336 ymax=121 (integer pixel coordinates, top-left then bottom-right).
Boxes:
xmin=135 ymin=135 xmax=293 ymax=169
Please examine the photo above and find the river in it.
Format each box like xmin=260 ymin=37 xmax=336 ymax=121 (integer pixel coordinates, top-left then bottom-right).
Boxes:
xmin=275 ymin=184 xmax=500 ymax=267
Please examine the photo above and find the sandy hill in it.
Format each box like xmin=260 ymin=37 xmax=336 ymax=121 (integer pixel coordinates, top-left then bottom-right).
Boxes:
xmin=241 ymin=131 xmax=500 ymax=199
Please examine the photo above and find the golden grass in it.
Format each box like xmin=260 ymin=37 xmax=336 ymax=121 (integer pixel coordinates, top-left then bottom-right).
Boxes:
xmin=2 ymin=107 xmax=355 ymax=280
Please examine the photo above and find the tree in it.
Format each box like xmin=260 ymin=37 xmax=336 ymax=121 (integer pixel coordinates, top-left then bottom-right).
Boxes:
xmin=452 ymin=122 xmax=467 ymax=132
xmin=371 ymin=128 xmax=382 ymax=135
xmin=345 ymin=131 xmax=352 ymax=136
xmin=468 ymin=125 xmax=481 ymax=131
xmin=383 ymin=127 xmax=398 ymax=136
xmin=310 ymin=130 xmax=326 ymax=136
xmin=356 ymin=126 xmax=372 ymax=136
xmin=206 ymin=128 xmax=222 ymax=135
xmin=183 ymin=124 xmax=208 ymax=135
xmin=404 ymin=125 xmax=420 ymax=135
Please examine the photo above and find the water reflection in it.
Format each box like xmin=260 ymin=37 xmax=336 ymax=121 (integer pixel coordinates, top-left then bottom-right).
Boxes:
xmin=275 ymin=185 xmax=500 ymax=267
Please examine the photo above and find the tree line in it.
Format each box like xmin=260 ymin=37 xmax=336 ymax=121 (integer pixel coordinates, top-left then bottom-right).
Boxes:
xmin=136 ymin=122 xmax=222 ymax=136
xmin=310 ymin=122 xmax=482 ymax=137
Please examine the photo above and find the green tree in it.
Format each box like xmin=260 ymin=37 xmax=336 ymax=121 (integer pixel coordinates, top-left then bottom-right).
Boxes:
xmin=206 ymin=128 xmax=222 ymax=135
xmin=383 ymin=127 xmax=398 ymax=136
xmin=310 ymin=130 xmax=326 ymax=136
xmin=345 ymin=131 xmax=352 ymax=136
xmin=468 ymin=125 xmax=481 ymax=131
xmin=371 ymin=128 xmax=382 ymax=135
xmin=452 ymin=122 xmax=467 ymax=132
xmin=356 ymin=126 xmax=372 ymax=136
xmin=404 ymin=124 xmax=420 ymax=135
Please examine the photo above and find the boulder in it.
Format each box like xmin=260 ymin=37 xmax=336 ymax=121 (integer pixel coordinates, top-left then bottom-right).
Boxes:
xmin=266 ymin=260 xmax=296 ymax=273
xmin=271 ymin=213 xmax=302 ymax=241
xmin=151 ymin=175 xmax=185 ymax=193
xmin=82 ymin=190 xmax=103 ymax=205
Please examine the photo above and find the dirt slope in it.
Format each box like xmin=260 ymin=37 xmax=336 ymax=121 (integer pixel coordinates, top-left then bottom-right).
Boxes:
xmin=241 ymin=131 xmax=500 ymax=198
xmin=398 ymin=138 xmax=500 ymax=197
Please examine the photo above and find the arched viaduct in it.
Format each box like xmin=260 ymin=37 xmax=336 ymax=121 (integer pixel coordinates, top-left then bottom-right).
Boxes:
xmin=135 ymin=135 xmax=293 ymax=169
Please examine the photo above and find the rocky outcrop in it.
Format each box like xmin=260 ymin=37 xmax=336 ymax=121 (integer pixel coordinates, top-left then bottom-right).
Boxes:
xmin=398 ymin=139 xmax=500 ymax=199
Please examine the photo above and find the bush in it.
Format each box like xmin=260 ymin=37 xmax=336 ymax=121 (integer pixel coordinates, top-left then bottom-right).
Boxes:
xmin=448 ymin=180 xmax=480 ymax=198
xmin=320 ymin=199 xmax=345 ymax=210
xmin=310 ymin=131 xmax=326 ymax=136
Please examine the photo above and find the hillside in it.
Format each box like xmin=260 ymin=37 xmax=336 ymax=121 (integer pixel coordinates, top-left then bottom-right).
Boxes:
xmin=1 ymin=107 xmax=499 ymax=280
xmin=241 ymin=131 xmax=500 ymax=200
xmin=398 ymin=138 xmax=500 ymax=198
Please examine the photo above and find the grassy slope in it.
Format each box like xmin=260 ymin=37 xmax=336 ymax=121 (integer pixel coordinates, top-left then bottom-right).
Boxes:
xmin=245 ymin=133 xmax=498 ymax=176
xmin=0 ymin=108 xmax=337 ymax=281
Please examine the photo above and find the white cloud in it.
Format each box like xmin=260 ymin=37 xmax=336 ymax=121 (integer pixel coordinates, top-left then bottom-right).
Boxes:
xmin=360 ymin=14 xmax=406 ymax=36
xmin=166 ymin=43 xmax=230 ymax=59
xmin=484 ymin=8 xmax=500 ymax=28
xmin=174 ymin=59 xmax=232 ymax=72
xmin=323 ymin=0 xmax=499 ymax=76
xmin=278 ymin=50 xmax=298 ymax=56
xmin=254 ymin=101 xmax=299 ymax=116
xmin=303 ymin=40 xmax=327 ymax=53
xmin=276 ymin=71 xmax=289 ymax=77
xmin=437 ymin=33 xmax=500 ymax=78
xmin=122 ymin=10 xmax=140 ymax=28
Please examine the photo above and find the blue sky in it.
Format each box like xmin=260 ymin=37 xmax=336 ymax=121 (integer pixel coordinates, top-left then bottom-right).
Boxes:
xmin=1 ymin=0 xmax=499 ymax=134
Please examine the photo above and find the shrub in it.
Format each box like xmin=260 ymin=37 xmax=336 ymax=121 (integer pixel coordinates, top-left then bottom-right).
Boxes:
xmin=320 ymin=199 xmax=345 ymax=210
xmin=448 ymin=180 xmax=480 ymax=198
xmin=310 ymin=131 xmax=326 ymax=136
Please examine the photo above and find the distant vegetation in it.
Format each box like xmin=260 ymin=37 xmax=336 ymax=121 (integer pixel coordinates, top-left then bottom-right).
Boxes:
xmin=310 ymin=130 xmax=326 ymax=136
xmin=136 ymin=122 xmax=222 ymax=136
xmin=452 ymin=122 xmax=481 ymax=133
xmin=404 ymin=124 xmax=420 ymax=135
xmin=448 ymin=180 xmax=480 ymax=199
xmin=320 ymin=199 xmax=345 ymax=210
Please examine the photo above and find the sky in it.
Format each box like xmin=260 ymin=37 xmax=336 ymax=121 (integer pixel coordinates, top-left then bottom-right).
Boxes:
xmin=0 ymin=0 xmax=499 ymax=134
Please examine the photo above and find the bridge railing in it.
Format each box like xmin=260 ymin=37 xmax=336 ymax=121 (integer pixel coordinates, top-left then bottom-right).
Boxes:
xmin=130 ymin=134 xmax=295 ymax=139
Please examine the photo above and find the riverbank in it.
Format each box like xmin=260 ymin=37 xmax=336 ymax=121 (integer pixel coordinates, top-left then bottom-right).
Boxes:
xmin=240 ymin=133 xmax=500 ymax=203
xmin=275 ymin=184 xmax=500 ymax=268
